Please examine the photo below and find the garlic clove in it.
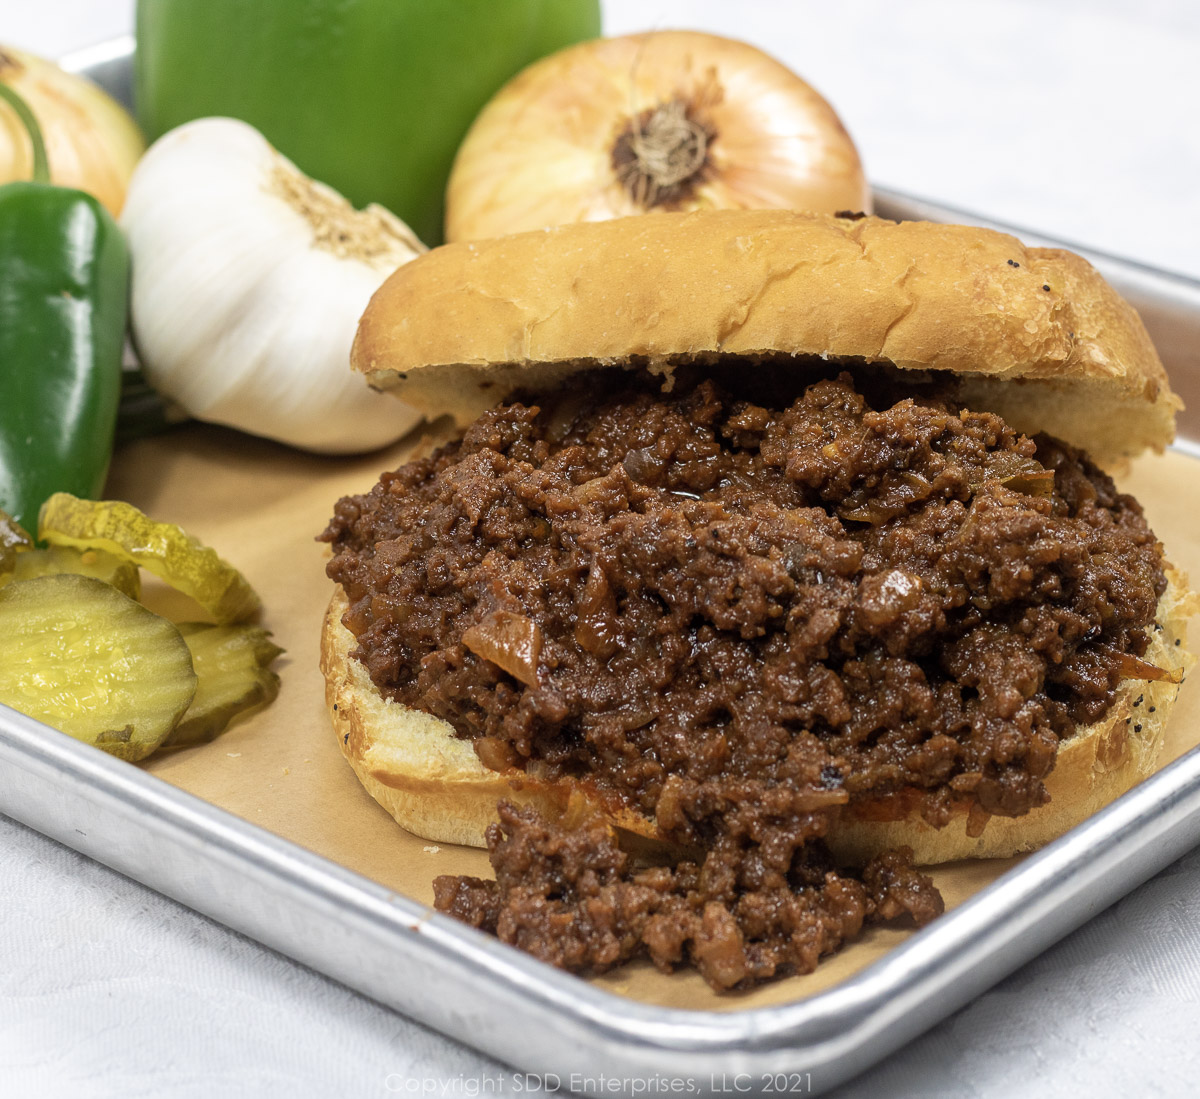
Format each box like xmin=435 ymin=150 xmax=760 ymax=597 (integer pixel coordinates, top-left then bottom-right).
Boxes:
xmin=121 ymin=117 xmax=425 ymax=454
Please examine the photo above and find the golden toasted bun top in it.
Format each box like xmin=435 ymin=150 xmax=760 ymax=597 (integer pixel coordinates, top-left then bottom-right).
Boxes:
xmin=353 ymin=209 xmax=1179 ymax=463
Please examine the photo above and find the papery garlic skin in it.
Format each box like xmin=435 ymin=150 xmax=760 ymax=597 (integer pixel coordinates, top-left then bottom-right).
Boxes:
xmin=121 ymin=118 xmax=426 ymax=454
xmin=446 ymin=31 xmax=870 ymax=243
xmin=0 ymin=45 xmax=145 ymax=216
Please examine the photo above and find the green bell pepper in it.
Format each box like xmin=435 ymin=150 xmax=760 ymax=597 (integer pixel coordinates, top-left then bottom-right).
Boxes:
xmin=134 ymin=0 xmax=602 ymax=246
xmin=0 ymin=83 xmax=130 ymax=529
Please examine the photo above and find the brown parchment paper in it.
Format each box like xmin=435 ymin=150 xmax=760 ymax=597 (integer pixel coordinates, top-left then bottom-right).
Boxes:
xmin=104 ymin=424 xmax=1199 ymax=1014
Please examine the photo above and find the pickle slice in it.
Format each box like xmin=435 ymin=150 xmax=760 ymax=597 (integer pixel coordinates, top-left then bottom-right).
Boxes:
xmin=38 ymin=493 xmax=260 ymax=624
xmin=0 ymin=575 xmax=197 ymax=761
xmin=164 ymin=623 xmax=283 ymax=747
xmin=0 ymin=509 xmax=33 ymax=576
xmin=0 ymin=545 xmax=141 ymax=599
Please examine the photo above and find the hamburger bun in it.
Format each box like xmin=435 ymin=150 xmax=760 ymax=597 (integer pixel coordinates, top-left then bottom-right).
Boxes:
xmin=354 ymin=209 xmax=1179 ymax=467
xmin=827 ymin=569 xmax=1196 ymax=863
xmin=325 ymin=574 xmax=1194 ymax=862
xmin=322 ymin=586 xmax=660 ymax=848
xmin=328 ymin=208 xmax=1193 ymax=865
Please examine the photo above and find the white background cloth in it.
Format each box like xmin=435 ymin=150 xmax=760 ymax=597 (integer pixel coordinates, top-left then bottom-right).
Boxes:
xmin=1 ymin=1 xmax=1198 ymax=1095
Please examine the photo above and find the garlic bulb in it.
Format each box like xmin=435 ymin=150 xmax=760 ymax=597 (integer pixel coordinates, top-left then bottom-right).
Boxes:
xmin=121 ymin=118 xmax=426 ymax=454
xmin=0 ymin=45 xmax=145 ymax=216
xmin=446 ymin=30 xmax=870 ymax=243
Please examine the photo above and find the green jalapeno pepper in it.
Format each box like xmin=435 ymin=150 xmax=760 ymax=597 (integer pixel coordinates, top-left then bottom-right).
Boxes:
xmin=135 ymin=0 xmax=602 ymax=246
xmin=0 ymin=82 xmax=130 ymax=529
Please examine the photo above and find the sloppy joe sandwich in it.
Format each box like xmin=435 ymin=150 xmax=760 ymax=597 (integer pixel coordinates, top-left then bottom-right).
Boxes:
xmin=320 ymin=209 xmax=1194 ymax=990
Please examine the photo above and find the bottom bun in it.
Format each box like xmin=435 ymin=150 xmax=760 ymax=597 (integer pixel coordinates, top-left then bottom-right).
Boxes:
xmin=321 ymin=570 xmax=1195 ymax=863
xmin=321 ymin=587 xmax=651 ymax=846
xmin=828 ymin=567 xmax=1195 ymax=864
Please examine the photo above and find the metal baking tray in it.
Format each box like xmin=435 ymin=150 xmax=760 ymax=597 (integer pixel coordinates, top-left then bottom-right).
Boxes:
xmin=1 ymin=37 xmax=1199 ymax=1097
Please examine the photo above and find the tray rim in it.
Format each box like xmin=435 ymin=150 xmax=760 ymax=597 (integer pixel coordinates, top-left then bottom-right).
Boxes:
xmin=4 ymin=699 xmax=1200 ymax=1089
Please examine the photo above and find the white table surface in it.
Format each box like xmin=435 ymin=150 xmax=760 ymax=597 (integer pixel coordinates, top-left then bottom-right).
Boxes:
xmin=2 ymin=2 xmax=1199 ymax=1096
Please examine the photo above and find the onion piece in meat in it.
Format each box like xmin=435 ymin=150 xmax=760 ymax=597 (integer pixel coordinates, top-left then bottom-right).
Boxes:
xmin=462 ymin=609 xmax=543 ymax=687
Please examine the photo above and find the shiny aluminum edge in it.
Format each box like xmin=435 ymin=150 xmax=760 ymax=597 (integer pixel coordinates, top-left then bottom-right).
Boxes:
xmin=0 ymin=37 xmax=1187 ymax=1097
xmin=3 ymin=702 xmax=1200 ymax=1096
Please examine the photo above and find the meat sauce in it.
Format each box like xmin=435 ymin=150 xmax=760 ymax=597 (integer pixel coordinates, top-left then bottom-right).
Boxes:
xmin=322 ymin=371 xmax=1166 ymax=989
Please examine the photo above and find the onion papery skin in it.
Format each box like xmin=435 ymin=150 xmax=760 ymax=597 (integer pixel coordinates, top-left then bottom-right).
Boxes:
xmin=0 ymin=46 xmax=145 ymax=216
xmin=446 ymin=30 xmax=870 ymax=243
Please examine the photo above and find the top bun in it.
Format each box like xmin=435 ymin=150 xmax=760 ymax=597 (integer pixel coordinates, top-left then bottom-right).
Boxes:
xmin=353 ymin=209 xmax=1179 ymax=465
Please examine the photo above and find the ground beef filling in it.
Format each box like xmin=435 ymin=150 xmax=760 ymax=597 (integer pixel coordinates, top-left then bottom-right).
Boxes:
xmin=321 ymin=372 xmax=1166 ymax=990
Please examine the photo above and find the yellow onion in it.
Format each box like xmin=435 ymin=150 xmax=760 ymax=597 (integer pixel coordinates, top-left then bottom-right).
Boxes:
xmin=0 ymin=45 xmax=145 ymax=216
xmin=445 ymin=30 xmax=870 ymax=242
